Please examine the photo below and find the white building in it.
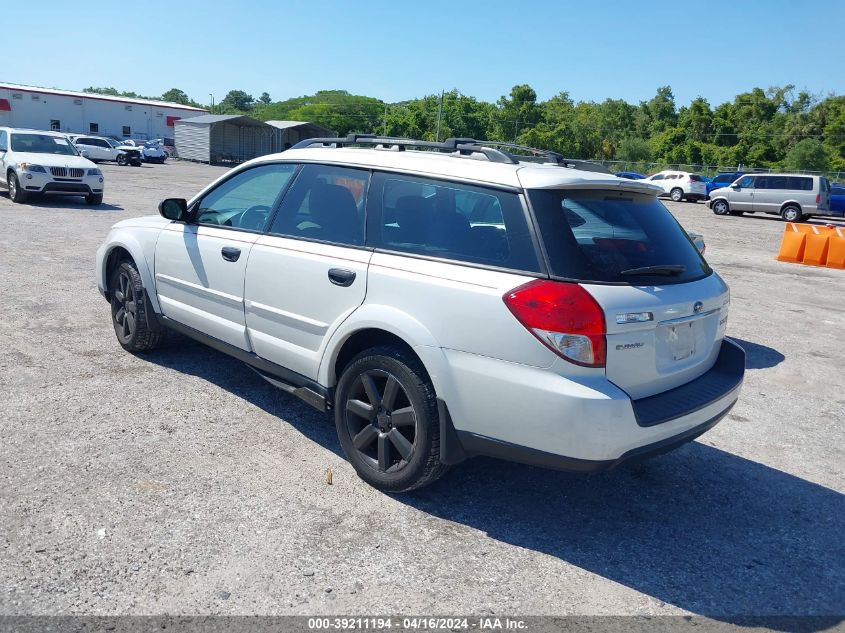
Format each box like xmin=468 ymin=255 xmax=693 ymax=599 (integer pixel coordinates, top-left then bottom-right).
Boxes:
xmin=0 ymin=82 xmax=207 ymax=142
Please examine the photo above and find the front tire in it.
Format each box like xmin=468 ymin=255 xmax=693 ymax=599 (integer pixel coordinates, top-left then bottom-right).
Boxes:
xmin=335 ymin=346 xmax=448 ymax=492
xmin=116 ymin=154 xmax=128 ymax=166
xmin=7 ymin=172 xmax=28 ymax=203
xmin=712 ymin=199 xmax=730 ymax=215
xmin=670 ymin=188 xmax=684 ymax=202
xmin=86 ymin=193 xmax=103 ymax=206
xmin=781 ymin=205 xmax=803 ymax=222
xmin=109 ymin=260 xmax=165 ymax=352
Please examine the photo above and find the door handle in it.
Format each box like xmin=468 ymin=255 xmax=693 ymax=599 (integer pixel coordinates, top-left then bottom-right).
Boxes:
xmin=221 ymin=246 xmax=241 ymax=262
xmin=328 ymin=268 xmax=356 ymax=287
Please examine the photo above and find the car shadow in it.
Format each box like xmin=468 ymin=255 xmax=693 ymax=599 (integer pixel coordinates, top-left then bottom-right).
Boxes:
xmin=10 ymin=195 xmax=124 ymax=211
xmin=740 ymin=214 xmax=845 ymax=227
xmin=142 ymin=338 xmax=843 ymax=628
xmin=730 ymin=337 xmax=785 ymax=369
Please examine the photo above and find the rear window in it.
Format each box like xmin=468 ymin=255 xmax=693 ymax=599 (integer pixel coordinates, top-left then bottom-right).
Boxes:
xmin=689 ymin=174 xmax=704 ymax=182
xmin=528 ymin=189 xmax=711 ymax=285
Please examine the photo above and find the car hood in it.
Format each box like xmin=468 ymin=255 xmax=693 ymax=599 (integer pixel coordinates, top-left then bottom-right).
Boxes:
xmin=12 ymin=152 xmax=97 ymax=169
xmin=710 ymin=186 xmax=732 ymax=196
xmin=111 ymin=215 xmax=171 ymax=230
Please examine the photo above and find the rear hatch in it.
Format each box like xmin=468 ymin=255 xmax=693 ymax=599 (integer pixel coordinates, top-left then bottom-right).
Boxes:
xmin=527 ymin=187 xmax=729 ymax=399
xmin=687 ymin=174 xmax=707 ymax=196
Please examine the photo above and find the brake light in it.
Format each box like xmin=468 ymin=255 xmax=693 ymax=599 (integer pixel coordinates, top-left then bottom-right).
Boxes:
xmin=816 ymin=193 xmax=821 ymax=204
xmin=503 ymin=280 xmax=606 ymax=367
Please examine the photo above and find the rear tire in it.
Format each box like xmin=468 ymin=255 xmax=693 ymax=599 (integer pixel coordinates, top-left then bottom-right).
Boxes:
xmin=781 ymin=205 xmax=803 ymax=222
xmin=109 ymin=260 xmax=165 ymax=353
xmin=712 ymin=199 xmax=730 ymax=215
xmin=7 ymin=172 xmax=28 ymax=203
xmin=670 ymin=188 xmax=684 ymax=202
xmin=335 ymin=345 xmax=448 ymax=492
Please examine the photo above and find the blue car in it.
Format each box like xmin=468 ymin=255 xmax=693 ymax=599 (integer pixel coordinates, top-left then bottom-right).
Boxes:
xmin=830 ymin=184 xmax=845 ymax=217
xmin=706 ymin=172 xmax=745 ymax=196
xmin=614 ymin=171 xmax=646 ymax=180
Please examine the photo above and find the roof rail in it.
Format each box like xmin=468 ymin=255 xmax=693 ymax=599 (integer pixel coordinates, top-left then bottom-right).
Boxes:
xmin=289 ymin=134 xmax=610 ymax=173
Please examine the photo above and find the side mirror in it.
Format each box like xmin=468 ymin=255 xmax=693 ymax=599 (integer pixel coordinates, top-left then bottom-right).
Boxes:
xmin=159 ymin=198 xmax=189 ymax=221
xmin=81 ymin=150 xmax=91 ymax=159
xmin=731 ymin=184 xmax=740 ymax=189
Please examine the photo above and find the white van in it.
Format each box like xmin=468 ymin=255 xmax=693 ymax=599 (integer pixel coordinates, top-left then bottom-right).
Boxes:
xmin=709 ymin=173 xmax=831 ymax=221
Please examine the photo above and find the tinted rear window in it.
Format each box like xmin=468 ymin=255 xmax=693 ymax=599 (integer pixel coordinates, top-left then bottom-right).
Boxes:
xmin=528 ymin=189 xmax=711 ymax=285
xmin=689 ymin=174 xmax=704 ymax=182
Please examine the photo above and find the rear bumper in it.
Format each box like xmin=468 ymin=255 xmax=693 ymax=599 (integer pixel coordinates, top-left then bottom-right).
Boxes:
xmin=442 ymin=338 xmax=745 ymax=470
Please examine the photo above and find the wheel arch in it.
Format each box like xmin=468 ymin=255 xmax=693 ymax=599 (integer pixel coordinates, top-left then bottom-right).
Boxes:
xmin=318 ymin=306 xmax=453 ymax=400
xmin=99 ymin=235 xmax=160 ymax=312
xmin=780 ymin=200 xmax=802 ymax=212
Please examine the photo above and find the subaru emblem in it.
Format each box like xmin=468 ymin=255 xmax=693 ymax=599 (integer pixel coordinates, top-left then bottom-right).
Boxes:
xmin=693 ymin=301 xmax=703 ymax=313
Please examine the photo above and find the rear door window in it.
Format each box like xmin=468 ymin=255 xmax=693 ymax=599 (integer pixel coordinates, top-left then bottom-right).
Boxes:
xmin=368 ymin=173 xmax=541 ymax=272
xmin=527 ymin=189 xmax=711 ymax=285
xmin=268 ymin=163 xmax=369 ymax=246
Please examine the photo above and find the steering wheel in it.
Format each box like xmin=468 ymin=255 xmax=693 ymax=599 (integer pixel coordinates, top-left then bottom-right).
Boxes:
xmin=239 ymin=205 xmax=272 ymax=231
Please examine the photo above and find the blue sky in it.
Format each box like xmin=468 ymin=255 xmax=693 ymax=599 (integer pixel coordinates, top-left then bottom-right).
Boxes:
xmin=5 ymin=0 xmax=842 ymax=107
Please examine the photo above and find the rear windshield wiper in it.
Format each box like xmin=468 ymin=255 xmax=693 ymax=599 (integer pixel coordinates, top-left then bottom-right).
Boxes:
xmin=620 ymin=264 xmax=686 ymax=276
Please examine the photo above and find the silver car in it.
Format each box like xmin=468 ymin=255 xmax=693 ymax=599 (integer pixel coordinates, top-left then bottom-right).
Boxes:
xmin=709 ymin=173 xmax=831 ymax=221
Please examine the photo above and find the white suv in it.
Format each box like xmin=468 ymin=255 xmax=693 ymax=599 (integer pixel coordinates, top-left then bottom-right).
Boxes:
xmin=0 ymin=127 xmax=105 ymax=205
xmin=68 ymin=134 xmax=125 ymax=163
xmin=643 ymin=170 xmax=707 ymax=202
xmin=95 ymin=136 xmax=745 ymax=492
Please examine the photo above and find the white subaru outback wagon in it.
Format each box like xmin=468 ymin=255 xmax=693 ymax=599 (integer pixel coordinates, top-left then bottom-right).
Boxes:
xmin=95 ymin=135 xmax=745 ymax=492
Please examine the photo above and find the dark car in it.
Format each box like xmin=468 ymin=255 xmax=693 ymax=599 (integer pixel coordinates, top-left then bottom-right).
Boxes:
xmin=830 ymin=184 xmax=845 ymax=217
xmin=614 ymin=171 xmax=646 ymax=180
xmin=707 ymin=172 xmax=745 ymax=196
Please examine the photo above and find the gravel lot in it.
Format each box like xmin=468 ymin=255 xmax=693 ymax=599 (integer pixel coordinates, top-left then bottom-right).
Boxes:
xmin=1 ymin=161 xmax=843 ymax=622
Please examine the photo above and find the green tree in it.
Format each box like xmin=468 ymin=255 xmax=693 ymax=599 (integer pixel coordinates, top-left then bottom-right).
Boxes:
xmin=259 ymin=92 xmax=272 ymax=105
xmin=493 ymin=85 xmax=542 ymax=142
xmin=220 ymin=90 xmax=255 ymax=113
xmin=783 ymin=139 xmax=830 ymax=171
xmin=161 ymin=88 xmax=193 ymax=105
xmin=616 ymin=137 xmax=651 ymax=162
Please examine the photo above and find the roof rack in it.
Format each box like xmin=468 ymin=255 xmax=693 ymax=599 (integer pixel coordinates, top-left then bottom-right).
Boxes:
xmin=289 ymin=134 xmax=611 ymax=173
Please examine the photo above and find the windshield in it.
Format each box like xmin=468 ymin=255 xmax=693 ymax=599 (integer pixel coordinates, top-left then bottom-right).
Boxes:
xmin=106 ymin=139 xmax=122 ymax=148
xmin=528 ymin=189 xmax=711 ymax=285
xmin=10 ymin=133 xmax=79 ymax=156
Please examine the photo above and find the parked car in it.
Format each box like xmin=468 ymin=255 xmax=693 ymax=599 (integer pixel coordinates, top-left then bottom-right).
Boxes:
xmin=708 ymin=173 xmax=831 ymax=221
xmin=642 ymin=170 xmax=708 ymax=202
xmin=95 ymin=135 xmax=744 ymax=492
xmin=0 ymin=127 xmax=104 ymax=204
xmin=68 ymin=134 xmax=127 ymax=163
xmin=829 ymin=184 xmax=845 ymax=217
xmin=140 ymin=140 xmax=167 ymax=164
xmin=614 ymin=171 xmax=645 ymax=180
xmin=107 ymin=139 xmax=143 ymax=166
xmin=706 ymin=171 xmax=745 ymax=196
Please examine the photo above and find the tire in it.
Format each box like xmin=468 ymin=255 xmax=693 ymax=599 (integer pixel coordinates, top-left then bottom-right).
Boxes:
xmin=86 ymin=193 xmax=103 ymax=206
xmin=781 ymin=205 xmax=803 ymax=223
xmin=712 ymin=199 xmax=730 ymax=215
xmin=7 ymin=172 xmax=28 ymax=203
xmin=670 ymin=188 xmax=684 ymax=202
xmin=116 ymin=154 xmax=128 ymax=166
xmin=109 ymin=260 xmax=165 ymax=353
xmin=335 ymin=345 xmax=448 ymax=492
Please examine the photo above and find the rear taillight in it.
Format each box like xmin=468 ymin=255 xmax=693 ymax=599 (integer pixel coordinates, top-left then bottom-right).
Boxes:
xmin=503 ymin=280 xmax=606 ymax=368
xmin=816 ymin=193 xmax=821 ymax=204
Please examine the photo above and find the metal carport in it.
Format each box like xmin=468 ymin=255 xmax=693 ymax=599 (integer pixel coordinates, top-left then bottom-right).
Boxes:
xmin=174 ymin=114 xmax=275 ymax=164
xmin=265 ymin=120 xmax=337 ymax=151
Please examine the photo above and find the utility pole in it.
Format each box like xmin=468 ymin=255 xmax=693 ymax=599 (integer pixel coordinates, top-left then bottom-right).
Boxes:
xmin=209 ymin=94 xmax=215 ymax=114
xmin=383 ymin=103 xmax=388 ymax=136
xmin=435 ymin=89 xmax=444 ymax=142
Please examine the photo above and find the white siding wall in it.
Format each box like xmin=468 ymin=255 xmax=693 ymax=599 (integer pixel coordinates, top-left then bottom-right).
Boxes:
xmin=174 ymin=122 xmax=210 ymax=162
xmin=0 ymin=86 xmax=205 ymax=140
